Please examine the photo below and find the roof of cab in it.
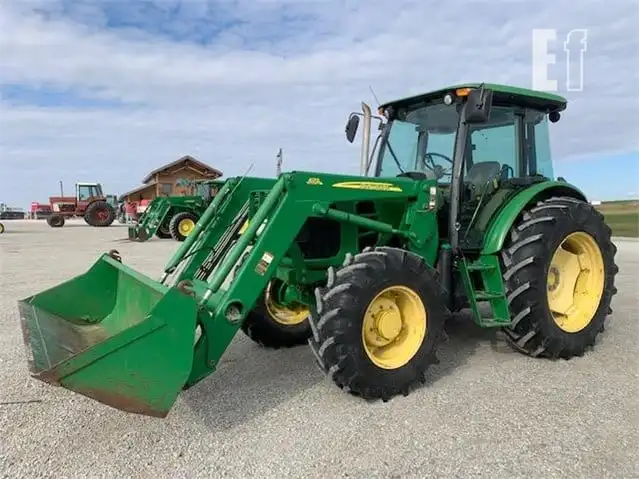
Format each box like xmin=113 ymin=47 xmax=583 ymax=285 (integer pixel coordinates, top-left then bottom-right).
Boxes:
xmin=379 ymin=82 xmax=567 ymax=113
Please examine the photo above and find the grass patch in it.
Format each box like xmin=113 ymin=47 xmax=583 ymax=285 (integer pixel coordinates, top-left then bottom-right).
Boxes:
xmin=595 ymin=200 xmax=639 ymax=237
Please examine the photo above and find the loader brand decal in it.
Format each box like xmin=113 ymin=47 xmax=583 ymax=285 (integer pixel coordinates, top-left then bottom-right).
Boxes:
xmin=255 ymin=251 xmax=274 ymax=275
xmin=331 ymin=181 xmax=403 ymax=192
xmin=306 ymin=177 xmax=323 ymax=185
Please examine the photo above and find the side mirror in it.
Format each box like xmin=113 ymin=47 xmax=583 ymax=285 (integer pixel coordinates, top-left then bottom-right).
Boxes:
xmin=345 ymin=114 xmax=360 ymax=143
xmin=464 ymin=87 xmax=493 ymax=124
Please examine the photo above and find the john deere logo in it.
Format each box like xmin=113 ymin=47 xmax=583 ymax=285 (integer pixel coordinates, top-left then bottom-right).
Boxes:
xmin=307 ymin=177 xmax=323 ymax=185
xmin=332 ymin=181 xmax=402 ymax=192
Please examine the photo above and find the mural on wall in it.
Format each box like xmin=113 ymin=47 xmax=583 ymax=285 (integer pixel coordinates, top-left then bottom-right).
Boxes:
xmin=174 ymin=177 xmax=219 ymax=199
xmin=175 ymin=177 xmax=194 ymax=196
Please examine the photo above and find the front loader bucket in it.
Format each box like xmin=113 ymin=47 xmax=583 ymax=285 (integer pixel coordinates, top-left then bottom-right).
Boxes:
xmin=18 ymin=253 xmax=198 ymax=417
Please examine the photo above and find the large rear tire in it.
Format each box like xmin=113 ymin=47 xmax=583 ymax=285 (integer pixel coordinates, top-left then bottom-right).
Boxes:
xmin=241 ymin=280 xmax=312 ymax=348
xmin=308 ymin=246 xmax=447 ymax=401
xmin=84 ymin=200 xmax=115 ymax=227
xmin=0 ymin=222 xmax=4 ymax=234
xmin=169 ymin=211 xmax=199 ymax=242
xmin=500 ymin=196 xmax=618 ymax=359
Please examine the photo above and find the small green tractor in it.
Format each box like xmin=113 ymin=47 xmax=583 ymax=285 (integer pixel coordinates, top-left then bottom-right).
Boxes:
xmin=17 ymin=83 xmax=618 ymax=417
xmin=128 ymin=179 xmax=225 ymax=242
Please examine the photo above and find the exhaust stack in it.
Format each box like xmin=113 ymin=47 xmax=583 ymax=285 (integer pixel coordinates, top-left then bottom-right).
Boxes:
xmin=360 ymin=102 xmax=372 ymax=175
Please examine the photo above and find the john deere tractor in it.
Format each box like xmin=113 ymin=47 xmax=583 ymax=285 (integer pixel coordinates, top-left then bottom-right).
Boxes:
xmin=129 ymin=179 xmax=226 ymax=242
xmin=17 ymin=83 xmax=618 ymax=417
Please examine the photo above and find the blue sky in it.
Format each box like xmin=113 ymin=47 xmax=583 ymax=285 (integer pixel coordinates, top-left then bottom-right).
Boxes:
xmin=1 ymin=0 xmax=638 ymax=208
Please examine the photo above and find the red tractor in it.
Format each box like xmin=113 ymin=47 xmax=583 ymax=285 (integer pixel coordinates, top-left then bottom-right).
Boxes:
xmin=46 ymin=182 xmax=116 ymax=228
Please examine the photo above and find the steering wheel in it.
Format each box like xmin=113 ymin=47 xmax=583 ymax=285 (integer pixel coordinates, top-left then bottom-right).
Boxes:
xmin=423 ymin=152 xmax=454 ymax=181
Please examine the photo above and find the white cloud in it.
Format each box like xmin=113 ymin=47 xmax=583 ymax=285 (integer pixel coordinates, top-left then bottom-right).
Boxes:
xmin=1 ymin=0 xmax=638 ymax=207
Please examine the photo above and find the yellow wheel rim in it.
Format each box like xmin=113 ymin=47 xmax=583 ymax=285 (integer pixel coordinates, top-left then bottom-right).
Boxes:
xmin=0 ymin=223 xmax=4 ymax=234
xmin=361 ymin=285 xmax=427 ymax=370
xmin=178 ymin=218 xmax=195 ymax=236
xmin=264 ymin=282 xmax=309 ymax=326
xmin=547 ymin=231 xmax=605 ymax=333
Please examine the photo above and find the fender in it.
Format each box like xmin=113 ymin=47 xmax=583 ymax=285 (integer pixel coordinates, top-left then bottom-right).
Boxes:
xmin=481 ymin=180 xmax=587 ymax=255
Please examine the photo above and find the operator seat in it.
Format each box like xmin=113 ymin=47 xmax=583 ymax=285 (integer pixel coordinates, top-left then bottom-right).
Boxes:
xmin=465 ymin=161 xmax=502 ymax=199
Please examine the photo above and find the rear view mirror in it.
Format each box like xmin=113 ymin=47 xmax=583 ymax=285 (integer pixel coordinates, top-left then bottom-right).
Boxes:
xmin=464 ymin=87 xmax=493 ymax=124
xmin=345 ymin=114 xmax=360 ymax=143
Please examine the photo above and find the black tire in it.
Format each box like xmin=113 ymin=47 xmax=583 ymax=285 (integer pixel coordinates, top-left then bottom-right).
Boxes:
xmin=241 ymin=280 xmax=312 ymax=348
xmin=155 ymin=221 xmax=172 ymax=239
xmin=500 ymin=196 xmax=618 ymax=359
xmin=308 ymin=246 xmax=447 ymax=401
xmin=169 ymin=211 xmax=199 ymax=242
xmin=47 ymin=215 xmax=65 ymax=228
xmin=0 ymin=222 xmax=4 ymax=234
xmin=84 ymin=200 xmax=115 ymax=227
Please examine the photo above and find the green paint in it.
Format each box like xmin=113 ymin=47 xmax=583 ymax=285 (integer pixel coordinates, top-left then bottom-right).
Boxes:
xmin=458 ymin=255 xmax=510 ymax=327
xmin=480 ymin=180 xmax=586 ymax=254
xmin=129 ymin=195 xmax=207 ymax=241
xmin=18 ymin=254 xmax=197 ymax=417
xmin=164 ymin=176 xmax=278 ymax=281
xmin=129 ymin=179 xmax=226 ymax=242
xmin=380 ymin=82 xmax=567 ymax=112
xmin=18 ymin=82 xmax=605 ymax=418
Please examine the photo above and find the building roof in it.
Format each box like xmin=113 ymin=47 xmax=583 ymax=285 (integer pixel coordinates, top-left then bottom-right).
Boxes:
xmin=118 ymin=181 xmax=157 ymax=202
xmin=141 ymin=155 xmax=223 ymax=184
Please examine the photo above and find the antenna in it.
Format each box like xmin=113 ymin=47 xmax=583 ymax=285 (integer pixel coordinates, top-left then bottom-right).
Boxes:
xmin=368 ymin=85 xmax=381 ymax=108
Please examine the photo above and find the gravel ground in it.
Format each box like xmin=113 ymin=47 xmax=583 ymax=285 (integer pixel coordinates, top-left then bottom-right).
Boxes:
xmin=0 ymin=219 xmax=637 ymax=478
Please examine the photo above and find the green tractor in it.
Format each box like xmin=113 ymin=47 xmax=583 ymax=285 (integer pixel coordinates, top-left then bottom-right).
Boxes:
xmin=17 ymin=83 xmax=618 ymax=417
xmin=128 ymin=179 xmax=225 ymax=242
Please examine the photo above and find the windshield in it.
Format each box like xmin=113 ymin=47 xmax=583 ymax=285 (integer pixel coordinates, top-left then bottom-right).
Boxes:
xmin=375 ymin=102 xmax=458 ymax=183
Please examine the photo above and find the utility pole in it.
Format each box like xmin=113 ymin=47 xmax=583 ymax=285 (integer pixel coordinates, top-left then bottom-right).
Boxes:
xmin=276 ymin=148 xmax=283 ymax=176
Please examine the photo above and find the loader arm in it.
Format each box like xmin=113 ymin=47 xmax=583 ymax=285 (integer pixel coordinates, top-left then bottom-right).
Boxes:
xmin=171 ymin=172 xmax=426 ymax=387
xmin=160 ymin=176 xmax=278 ymax=282
xmin=129 ymin=196 xmax=172 ymax=241
xmin=18 ymin=170 xmax=434 ymax=417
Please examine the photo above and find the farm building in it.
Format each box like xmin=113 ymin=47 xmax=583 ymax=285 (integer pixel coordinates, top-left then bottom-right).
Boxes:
xmin=118 ymin=155 xmax=223 ymax=204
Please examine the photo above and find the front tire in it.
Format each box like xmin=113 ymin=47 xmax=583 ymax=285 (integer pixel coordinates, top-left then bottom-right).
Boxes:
xmin=308 ymin=246 xmax=447 ymax=401
xmin=155 ymin=220 xmax=172 ymax=239
xmin=169 ymin=211 xmax=199 ymax=242
xmin=47 ymin=215 xmax=65 ymax=228
xmin=240 ymin=280 xmax=312 ymax=348
xmin=500 ymin=196 xmax=618 ymax=359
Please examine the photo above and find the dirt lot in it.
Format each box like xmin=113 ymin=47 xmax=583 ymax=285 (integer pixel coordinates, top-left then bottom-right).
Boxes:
xmin=1 ymin=219 xmax=637 ymax=478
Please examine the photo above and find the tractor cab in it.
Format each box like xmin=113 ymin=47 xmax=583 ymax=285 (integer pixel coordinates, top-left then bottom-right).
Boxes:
xmin=76 ymin=182 xmax=105 ymax=203
xmin=347 ymin=83 xmax=567 ymax=251
xmin=193 ymin=179 xmax=225 ymax=202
